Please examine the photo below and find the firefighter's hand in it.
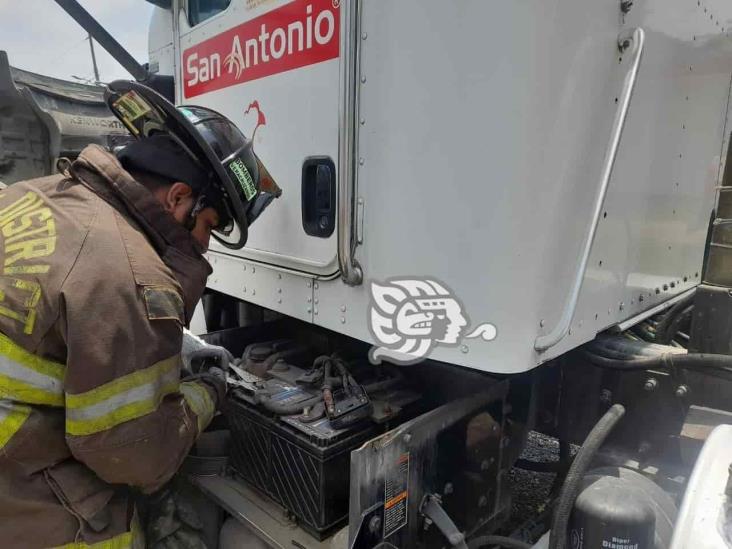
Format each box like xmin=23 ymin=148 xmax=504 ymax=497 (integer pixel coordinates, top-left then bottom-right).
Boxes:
xmin=188 ymin=346 xmax=234 ymax=374
xmin=187 ymin=347 xmax=231 ymax=408
xmin=181 ymin=329 xmax=233 ymax=375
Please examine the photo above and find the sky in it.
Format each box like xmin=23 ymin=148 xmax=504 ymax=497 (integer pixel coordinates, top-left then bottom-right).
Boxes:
xmin=0 ymin=1 xmax=155 ymax=84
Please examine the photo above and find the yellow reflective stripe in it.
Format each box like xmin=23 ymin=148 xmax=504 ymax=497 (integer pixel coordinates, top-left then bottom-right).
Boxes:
xmin=0 ymin=402 xmax=30 ymax=448
xmin=0 ymin=331 xmax=64 ymax=380
xmin=0 ymin=333 xmax=64 ymax=405
xmin=66 ymin=380 xmax=179 ymax=437
xmin=49 ymin=509 xmax=142 ymax=548
xmin=50 ymin=532 xmax=132 ymax=549
xmin=0 ymin=373 xmax=64 ymax=406
xmin=180 ymin=381 xmax=215 ymax=433
xmin=66 ymin=355 xmax=181 ymax=436
xmin=65 ymin=355 xmax=178 ymax=409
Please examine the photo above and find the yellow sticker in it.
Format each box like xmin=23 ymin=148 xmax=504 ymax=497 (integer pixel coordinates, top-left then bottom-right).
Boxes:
xmin=113 ymin=90 xmax=152 ymax=134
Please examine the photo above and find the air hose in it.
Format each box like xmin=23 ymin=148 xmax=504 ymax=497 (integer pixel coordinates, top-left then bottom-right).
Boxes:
xmin=583 ymin=351 xmax=732 ymax=382
xmin=654 ymin=290 xmax=695 ymax=344
xmin=656 ymin=304 xmax=693 ymax=345
xmin=548 ymin=404 xmax=625 ymax=549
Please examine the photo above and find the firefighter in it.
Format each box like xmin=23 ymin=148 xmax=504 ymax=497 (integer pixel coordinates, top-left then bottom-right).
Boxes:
xmin=0 ymin=81 xmax=280 ymax=548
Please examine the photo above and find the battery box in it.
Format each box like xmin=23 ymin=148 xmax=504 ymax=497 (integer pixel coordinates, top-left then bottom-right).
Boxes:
xmin=224 ymin=348 xmax=420 ymax=538
xmin=226 ymin=397 xmax=379 ymax=538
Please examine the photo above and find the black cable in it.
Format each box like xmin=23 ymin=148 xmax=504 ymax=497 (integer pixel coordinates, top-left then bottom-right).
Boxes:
xmin=333 ymin=358 xmax=353 ymax=393
xmin=258 ymin=354 xmax=388 ymax=416
xmin=322 ymin=356 xmax=334 ymax=384
xmin=655 ymin=291 xmax=695 ymax=343
xmin=548 ymin=404 xmax=625 ymax=549
xmin=467 ymin=535 xmax=531 ymax=549
xmin=583 ymin=350 xmax=732 ymax=382
xmin=660 ymin=304 xmax=694 ymax=346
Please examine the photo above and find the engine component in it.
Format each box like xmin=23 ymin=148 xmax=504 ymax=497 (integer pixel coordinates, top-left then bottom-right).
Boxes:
xmin=326 ymin=383 xmax=372 ymax=429
xmin=226 ymin=396 xmax=380 ymax=538
xmin=583 ymin=335 xmax=732 ymax=383
xmin=420 ymin=494 xmax=468 ymax=548
xmin=569 ymin=467 xmax=676 ymax=549
xmin=319 ymin=355 xmax=373 ymax=429
xmin=550 ymin=404 xmax=625 ymax=549
xmin=224 ymin=352 xmax=420 ymax=538
xmin=670 ymin=424 xmax=732 ymax=549
xmin=241 ymin=339 xmax=312 ymax=377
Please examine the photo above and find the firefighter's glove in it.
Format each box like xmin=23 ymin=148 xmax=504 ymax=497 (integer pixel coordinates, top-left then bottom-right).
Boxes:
xmin=202 ymin=366 xmax=228 ymax=404
xmin=192 ymin=347 xmax=231 ymax=401
xmin=181 ymin=332 xmax=231 ymax=408
xmin=205 ymin=366 xmax=227 ymax=384
xmin=188 ymin=346 xmax=234 ymax=374
xmin=146 ymin=486 xmax=207 ymax=549
xmin=181 ymin=329 xmax=233 ymax=374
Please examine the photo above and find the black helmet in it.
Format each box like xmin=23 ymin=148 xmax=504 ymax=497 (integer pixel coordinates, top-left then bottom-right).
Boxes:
xmin=104 ymin=80 xmax=281 ymax=249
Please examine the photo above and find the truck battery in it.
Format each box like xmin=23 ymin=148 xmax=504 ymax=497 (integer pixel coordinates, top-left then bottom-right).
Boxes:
xmin=225 ymin=393 xmax=380 ymax=538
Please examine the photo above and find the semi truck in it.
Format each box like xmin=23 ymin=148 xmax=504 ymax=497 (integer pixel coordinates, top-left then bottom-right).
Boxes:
xmin=0 ymin=51 xmax=130 ymax=184
xmin=16 ymin=0 xmax=732 ymax=547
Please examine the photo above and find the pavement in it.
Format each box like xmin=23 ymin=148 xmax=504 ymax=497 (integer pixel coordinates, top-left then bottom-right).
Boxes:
xmin=505 ymin=431 xmax=566 ymax=540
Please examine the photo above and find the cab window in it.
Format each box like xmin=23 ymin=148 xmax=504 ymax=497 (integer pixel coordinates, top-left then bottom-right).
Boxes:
xmin=188 ymin=0 xmax=231 ymax=26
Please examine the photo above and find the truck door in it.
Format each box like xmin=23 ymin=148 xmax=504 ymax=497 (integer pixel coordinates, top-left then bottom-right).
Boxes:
xmin=177 ymin=0 xmax=341 ymax=277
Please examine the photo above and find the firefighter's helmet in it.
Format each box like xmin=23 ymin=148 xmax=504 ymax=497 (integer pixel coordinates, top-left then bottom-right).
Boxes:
xmin=105 ymin=80 xmax=281 ymax=249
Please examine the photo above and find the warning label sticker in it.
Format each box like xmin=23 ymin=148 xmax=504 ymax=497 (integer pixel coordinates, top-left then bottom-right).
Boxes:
xmin=383 ymin=452 xmax=409 ymax=538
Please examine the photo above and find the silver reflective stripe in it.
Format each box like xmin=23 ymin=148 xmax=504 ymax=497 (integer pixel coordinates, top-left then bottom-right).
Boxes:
xmin=65 ymin=366 xmax=180 ymax=423
xmin=0 ymin=399 xmax=16 ymax=421
xmin=0 ymin=353 xmax=63 ymax=394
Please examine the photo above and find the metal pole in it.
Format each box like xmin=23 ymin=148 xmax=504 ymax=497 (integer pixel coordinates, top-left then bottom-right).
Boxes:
xmin=534 ymin=28 xmax=646 ymax=353
xmin=53 ymin=0 xmax=147 ymax=82
xmin=88 ymin=34 xmax=100 ymax=84
xmin=337 ymin=0 xmax=364 ymax=286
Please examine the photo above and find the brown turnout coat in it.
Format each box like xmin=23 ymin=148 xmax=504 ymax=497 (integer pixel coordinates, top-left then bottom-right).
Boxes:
xmin=0 ymin=145 xmax=218 ymax=548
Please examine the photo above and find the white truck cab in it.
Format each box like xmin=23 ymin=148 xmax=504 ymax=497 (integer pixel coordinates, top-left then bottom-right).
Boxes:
xmin=69 ymin=0 xmax=732 ymax=546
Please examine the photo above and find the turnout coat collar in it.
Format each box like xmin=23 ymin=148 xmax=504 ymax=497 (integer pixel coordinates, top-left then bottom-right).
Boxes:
xmin=71 ymin=145 xmax=212 ymax=322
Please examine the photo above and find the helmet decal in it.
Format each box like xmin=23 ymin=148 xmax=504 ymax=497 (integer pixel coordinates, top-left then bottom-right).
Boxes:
xmin=227 ymin=158 xmax=258 ymax=201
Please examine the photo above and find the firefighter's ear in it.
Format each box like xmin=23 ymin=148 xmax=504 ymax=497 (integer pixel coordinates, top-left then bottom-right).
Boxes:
xmin=161 ymin=182 xmax=195 ymax=222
